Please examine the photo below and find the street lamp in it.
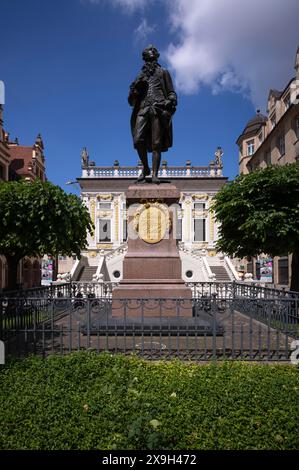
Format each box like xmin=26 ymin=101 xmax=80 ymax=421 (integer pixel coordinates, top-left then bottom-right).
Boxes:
xmin=65 ymin=180 xmax=81 ymax=194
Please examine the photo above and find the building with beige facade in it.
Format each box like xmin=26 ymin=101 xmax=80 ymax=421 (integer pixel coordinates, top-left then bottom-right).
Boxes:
xmin=65 ymin=149 xmax=239 ymax=284
xmin=236 ymin=46 xmax=299 ymax=287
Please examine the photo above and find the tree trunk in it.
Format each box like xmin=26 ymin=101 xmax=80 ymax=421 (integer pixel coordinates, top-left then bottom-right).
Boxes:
xmin=5 ymin=255 xmax=21 ymax=291
xmin=290 ymin=249 xmax=299 ymax=293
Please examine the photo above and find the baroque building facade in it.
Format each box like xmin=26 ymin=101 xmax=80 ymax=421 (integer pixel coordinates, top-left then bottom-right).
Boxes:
xmin=236 ymin=46 xmax=299 ymax=287
xmin=68 ymin=149 xmax=239 ymax=283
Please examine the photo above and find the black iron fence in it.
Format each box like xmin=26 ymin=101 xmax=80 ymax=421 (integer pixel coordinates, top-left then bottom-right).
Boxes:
xmin=1 ymin=291 xmax=298 ymax=362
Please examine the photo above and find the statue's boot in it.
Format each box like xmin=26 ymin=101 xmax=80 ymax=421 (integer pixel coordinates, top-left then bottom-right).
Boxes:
xmin=137 ymin=166 xmax=151 ymax=183
xmin=152 ymin=152 xmax=161 ymax=184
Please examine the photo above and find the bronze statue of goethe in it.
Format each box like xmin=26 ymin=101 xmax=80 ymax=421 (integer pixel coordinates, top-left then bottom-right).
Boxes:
xmin=128 ymin=45 xmax=177 ymax=184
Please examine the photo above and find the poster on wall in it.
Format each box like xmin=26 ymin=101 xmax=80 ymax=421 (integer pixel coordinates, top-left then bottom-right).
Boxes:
xmin=41 ymin=256 xmax=54 ymax=285
xmin=259 ymin=258 xmax=273 ymax=283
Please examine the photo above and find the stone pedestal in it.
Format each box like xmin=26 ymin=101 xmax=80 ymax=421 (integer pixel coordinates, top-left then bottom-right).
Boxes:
xmin=112 ymin=183 xmax=192 ymax=317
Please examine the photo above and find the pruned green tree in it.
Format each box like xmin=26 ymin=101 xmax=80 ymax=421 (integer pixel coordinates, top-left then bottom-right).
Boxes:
xmin=0 ymin=179 xmax=93 ymax=290
xmin=212 ymin=162 xmax=299 ymax=292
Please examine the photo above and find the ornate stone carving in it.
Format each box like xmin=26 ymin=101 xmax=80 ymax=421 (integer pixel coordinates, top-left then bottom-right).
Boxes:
xmin=192 ymin=210 xmax=209 ymax=218
xmin=192 ymin=193 xmax=209 ymax=200
xmin=97 ymin=210 xmax=112 ymax=218
xmin=193 ymin=242 xmax=208 ymax=249
xmin=96 ymin=194 xmax=112 ymax=201
xmin=96 ymin=243 xmax=113 ymax=249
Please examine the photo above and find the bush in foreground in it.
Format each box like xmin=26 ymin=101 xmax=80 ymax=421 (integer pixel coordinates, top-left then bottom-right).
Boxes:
xmin=0 ymin=352 xmax=298 ymax=450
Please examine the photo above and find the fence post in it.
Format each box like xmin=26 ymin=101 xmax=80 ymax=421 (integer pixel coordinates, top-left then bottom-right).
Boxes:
xmin=232 ymin=281 xmax=237 ymax=300
xmin=0 ymin=299 xmax=3 ymax=341
xmin=86 ymin=298 xmax=91 ymax=349
xmin=212 ymin=293 xmax=217 ymax=361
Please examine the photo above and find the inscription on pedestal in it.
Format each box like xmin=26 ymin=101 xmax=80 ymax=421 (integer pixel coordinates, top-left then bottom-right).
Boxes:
xmin=133 ymin=202 xmax=171 ymax=244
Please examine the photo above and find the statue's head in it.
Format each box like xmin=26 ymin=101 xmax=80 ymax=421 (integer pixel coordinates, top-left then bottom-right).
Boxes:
xmin=142 ymin=45 xmax=160 ymax=62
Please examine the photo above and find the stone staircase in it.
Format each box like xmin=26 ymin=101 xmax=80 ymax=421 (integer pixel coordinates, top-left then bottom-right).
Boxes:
xmin=76 ymin=266 xmax=97 ymax=282
xmin=178 ymin=244 xmax=210 ymax=282
xmin=210 ymin=265 xmax=231 ymax=281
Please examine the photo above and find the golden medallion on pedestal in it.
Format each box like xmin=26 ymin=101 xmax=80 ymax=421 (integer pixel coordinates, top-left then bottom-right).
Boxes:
xmin=133 ymin=202 xmax=171 ymax=244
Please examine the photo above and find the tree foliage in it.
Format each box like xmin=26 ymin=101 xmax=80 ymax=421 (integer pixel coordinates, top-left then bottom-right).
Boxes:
xmin=212 ymin=162 xmax=299 ymax=290
xmin=213 ymin=162 xmax=299 ymax=258
xmin=0 ymin=179 xmax=93 ymax=288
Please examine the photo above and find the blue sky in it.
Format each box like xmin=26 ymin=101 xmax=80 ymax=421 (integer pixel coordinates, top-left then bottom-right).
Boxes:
xmin=1 ymin=0 xmax=298 ymax=192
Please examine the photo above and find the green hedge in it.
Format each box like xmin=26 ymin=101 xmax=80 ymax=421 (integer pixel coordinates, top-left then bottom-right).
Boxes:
xmin=0 ymin=353 xmax=299 ymax=450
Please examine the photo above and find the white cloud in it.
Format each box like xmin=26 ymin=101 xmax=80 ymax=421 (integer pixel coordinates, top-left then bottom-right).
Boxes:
xmin=165 ymin=0 xmax=299 ymax=108
xmin=134 ymin=18 xmax=155 ymax=43
xmin=82 ymin=0 xmax=299 ymax=107
xmin=83 ymin=0 xmax=148 ymax=13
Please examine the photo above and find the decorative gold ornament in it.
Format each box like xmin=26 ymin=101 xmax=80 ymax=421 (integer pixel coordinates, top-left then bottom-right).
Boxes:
xmin=133 ymin=202 xmax=171 ymax=244
xmin=96 ymin=243 xmax=113 ymax=249
xmin=192 ymin=210 xmax=209 ymax=218
xmin=192 ymin=194 xmax=209 ymax=200
xmin=89 ymin=251 xmax=97 ymax=258
xmin=97 ymin=210 xmax=112 ymax=218
xmin=96 ymin=194 xmax=112 ymax=201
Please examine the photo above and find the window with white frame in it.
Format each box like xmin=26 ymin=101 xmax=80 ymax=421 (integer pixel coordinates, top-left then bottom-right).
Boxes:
xmin=271 ymin=114 xmax=276 ymax=129
xmin=194 ymin=219 xmax=206 ymax=242
xmin=176 ymin=212 xmax=182 ymax=241
xmin=278 ymin=258 xmax=289 ymax=285
xmin=98 ymin=219 xmax=111 ymax=242
xmin=122 ymin=202 xmax=127 ymax=242
xmin=123 ymin=219 xmax=127 ymax=242
xmin=98 ymin=201 xmax=111 ymax=210
xmin=193 ymin=201 xmax=206 ymax=242
xmin=194 ymin=202 xmax=205 ymax=212
xmin=246 ymin=139 xmax=255 ymax=156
